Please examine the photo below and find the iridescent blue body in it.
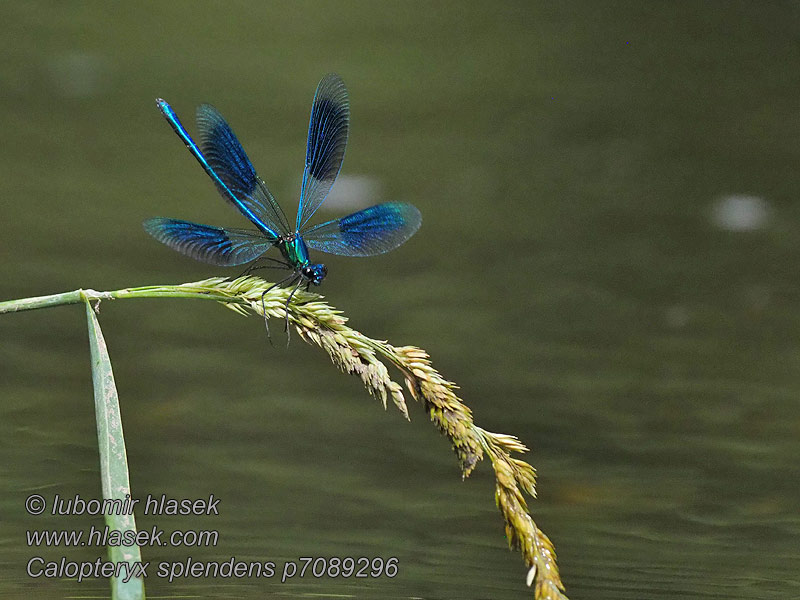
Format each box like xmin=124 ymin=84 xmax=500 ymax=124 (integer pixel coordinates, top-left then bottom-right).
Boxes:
xmin=144 ymin=73 xmax=421 ymax=292
xmin=278 ymin=235 xmax=327 ymax=285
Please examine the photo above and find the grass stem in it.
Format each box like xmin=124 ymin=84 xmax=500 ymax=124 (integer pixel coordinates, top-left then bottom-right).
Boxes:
xmin=2 ymin=277 xmax=567 ymax=598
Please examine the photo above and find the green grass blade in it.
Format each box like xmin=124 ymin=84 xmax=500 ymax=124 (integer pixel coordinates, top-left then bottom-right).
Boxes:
xmin=84 ymin=297 xmax=146 ymax=600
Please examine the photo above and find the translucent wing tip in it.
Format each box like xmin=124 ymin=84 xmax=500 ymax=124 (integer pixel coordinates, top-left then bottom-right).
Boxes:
xmin=402 ymin=203 xmax=422 ymax=232
xmin=320 ymin=72 xmax=345 ymax=87
xmin=314 ymin=73 xmax=349 ymax=112
xmin=195 ymin=103 xmax=221 ymax=124
xmin=384 ymin=202 xmax=422 ymax=239
xmin=143 ymin=217 xmax=169 ymax=239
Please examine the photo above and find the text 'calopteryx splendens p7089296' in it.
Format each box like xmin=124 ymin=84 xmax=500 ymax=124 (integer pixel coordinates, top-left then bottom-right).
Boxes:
xmin=144 ymin=73 xmax=422 ymax=318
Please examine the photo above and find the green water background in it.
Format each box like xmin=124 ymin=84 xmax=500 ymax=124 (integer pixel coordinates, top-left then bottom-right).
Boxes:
xmin=1 ymin=2 xmax=799 ymax=598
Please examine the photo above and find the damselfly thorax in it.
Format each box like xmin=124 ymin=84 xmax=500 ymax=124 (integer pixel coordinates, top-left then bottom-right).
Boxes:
xmin=276 ymin=234 xmax=327 ymax=285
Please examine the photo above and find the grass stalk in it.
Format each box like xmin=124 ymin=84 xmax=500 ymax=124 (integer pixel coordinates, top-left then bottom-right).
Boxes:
xmin=3 ymin=277 xmax=567 ymax=598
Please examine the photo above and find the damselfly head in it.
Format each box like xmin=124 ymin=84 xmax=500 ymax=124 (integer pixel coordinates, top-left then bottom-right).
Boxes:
xmin=302 ymin=264 xmax=327 ymax=285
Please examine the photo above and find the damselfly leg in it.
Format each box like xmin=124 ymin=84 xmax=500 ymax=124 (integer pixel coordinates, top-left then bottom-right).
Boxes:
xmin=260 ymin=272 xmax=299 ymax=347
xmin=283 ymin=277 xmax=307 ymax=347
xmin=238 ymin=256 xmax=291 ymax=279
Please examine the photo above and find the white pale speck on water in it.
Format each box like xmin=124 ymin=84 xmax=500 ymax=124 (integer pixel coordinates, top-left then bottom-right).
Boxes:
xmin=710 ymin=194 xmax=771 ymax=232
xmin=47 ymin=51 xmax=112 ymax=99
xmin=664 ymin=305 xmax=690 ymax=329
xmin=314 ymin=174 xmax=382 ymax=213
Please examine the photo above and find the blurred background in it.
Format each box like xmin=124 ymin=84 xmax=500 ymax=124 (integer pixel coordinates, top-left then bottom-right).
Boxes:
xmin=1 ymin=2 xmax=799 ymax=598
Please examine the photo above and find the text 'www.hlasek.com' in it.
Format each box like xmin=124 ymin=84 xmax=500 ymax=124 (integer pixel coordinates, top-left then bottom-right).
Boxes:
xmin=24 ymin=493 xmax=399 ymax=584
